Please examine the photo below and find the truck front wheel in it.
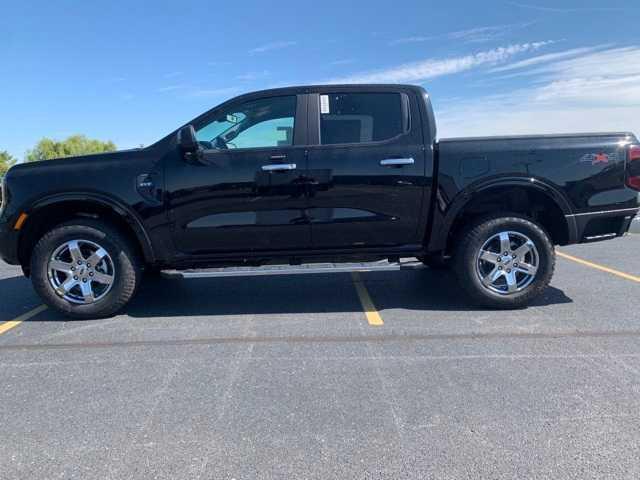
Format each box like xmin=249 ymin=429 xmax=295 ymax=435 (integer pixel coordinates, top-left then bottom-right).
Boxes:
xmin=30 ymin=219 xmax=141 ymax=319
xmin=453 ymin=215 xmax=555 ymax=309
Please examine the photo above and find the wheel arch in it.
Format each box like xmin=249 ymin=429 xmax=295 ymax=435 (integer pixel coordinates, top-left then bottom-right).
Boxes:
xmin=18 ymin=193 xmax=155 ymax=273
xmin=429 ymin=178 xmax=577 ymax=253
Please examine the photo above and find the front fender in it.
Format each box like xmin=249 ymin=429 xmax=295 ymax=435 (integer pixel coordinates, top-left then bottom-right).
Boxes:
xmin=27 ymin=192 xmax=155 ymax=263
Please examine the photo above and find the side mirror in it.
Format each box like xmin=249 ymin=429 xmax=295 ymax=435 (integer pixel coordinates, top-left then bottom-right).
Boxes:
xmin=177 ymin=125 xmax=204 ymax=163
xmin=178 ymin=125 xmax=199 ymax=151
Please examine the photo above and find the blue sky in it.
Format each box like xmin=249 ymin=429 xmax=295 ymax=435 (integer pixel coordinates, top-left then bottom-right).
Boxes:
xmin=1 ymin=0 xmax=639 ymax=159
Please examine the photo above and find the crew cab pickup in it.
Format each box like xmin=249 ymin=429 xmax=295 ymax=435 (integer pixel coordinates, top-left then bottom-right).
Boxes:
xmin=1 ymin=84 xmax=639 ymax=318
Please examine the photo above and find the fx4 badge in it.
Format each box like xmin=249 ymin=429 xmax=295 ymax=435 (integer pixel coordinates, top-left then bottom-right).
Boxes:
xmin=580 ymin=152 xmax=617 ymax=165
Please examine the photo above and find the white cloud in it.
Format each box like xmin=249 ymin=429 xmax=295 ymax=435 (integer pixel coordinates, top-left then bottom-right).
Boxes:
xmin=489 ymin=46 xmax=603 ymax=73
xmin=390 ymin=23 xmax=533 ymax=46
xmin=436 ymin=46 xmax=640 ymax=139
xmin=157 ymin=84 xmax=188 ymax=93
xmin=506 ymin=1 xmax=633 ymax=13
xmin=186 ymin=87 xmax=240 ymax=98
xmin=236 ymin=70 xmax=270 ymax=81
xmin=330 ymin=59 xmax=355 ymax=66
xmin=249 ymin=41 xmax=296 ymax=54
xmin=331 ymin=42 xmax=553 ymax=84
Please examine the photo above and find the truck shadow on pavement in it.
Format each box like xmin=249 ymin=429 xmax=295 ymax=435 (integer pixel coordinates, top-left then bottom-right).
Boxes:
xmin=0 ymin=268 xmax=573 ymax=322
xmin=121 ymin=269 xmax=573 ymax=319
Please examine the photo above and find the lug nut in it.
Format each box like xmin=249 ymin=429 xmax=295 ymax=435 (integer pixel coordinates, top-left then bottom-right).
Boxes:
xmin=73 ymin=276 xmax=78 ymax=280
xmin=507 ymin=269 xmax=511 ymax=273
xmin=504 ymin=252 xmax=509 ymax=256
xmin=498 ymin=266 xmax=503 ymax=270
xmin=89 ymin=272 xmax=94 ymax=277
xmin=71 ymin=267 xmax=75 ymax=271
xmin=514 ymin=263 xmax=519 ymax=267
xmin=77 ymin=260 xmax=83 ymax=265
xmin=82 ymin=278 xmax=88 ymax=283
xmin=497 ymin=257 xmax=502 ymax=262
xmin=87 ymin=263 xmax=91 ymax=268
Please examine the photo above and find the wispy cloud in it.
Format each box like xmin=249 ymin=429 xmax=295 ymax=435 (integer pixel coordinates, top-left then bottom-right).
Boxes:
xmin=163 ymin=71 xmax=183 ymax=79
xmin=330 ymin=59 xmax=355 ymax=66
xmin=390 ymin=23 xmax=533 ymax=46
xmin=208 ymin=61 xmax=232 ymax=67
xmin=436 ymin=46 xmax=640 ymax=139
xmin=157 ymin=84 xmax=189 ymax=93
xmin=249 ymin=41 xmax=296 ymax=54
xmin=506 ymin=1 xmax=634 ymax=12
xmin=236 ymin=70 xmax=270 ymax=81
xmin=186 ymin=87 xmax=240 ymax=98
xmin=489 ymin=46 xmax=604 ymax=74
xmin=331 ymin=41 xmax=553 ymax=84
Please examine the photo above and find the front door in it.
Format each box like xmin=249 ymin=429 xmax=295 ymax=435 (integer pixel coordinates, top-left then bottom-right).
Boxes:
xmin=166 ymin=94 xmax=311 ymax=255
xmin=306 ymin=89 xmax=428 ymax=248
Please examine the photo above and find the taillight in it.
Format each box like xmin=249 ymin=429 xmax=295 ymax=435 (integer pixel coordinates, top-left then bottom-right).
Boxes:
xmin=627 ymin=145 xmax=640 ymax=190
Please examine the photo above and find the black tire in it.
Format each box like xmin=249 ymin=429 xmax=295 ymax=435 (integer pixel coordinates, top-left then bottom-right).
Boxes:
xmin=30 ymin=219 xmax=141 ymax=319
xmin=453 ymin=214 xmax=555 ymax=309
xmin=417 ymin=252 xmax=450 ymax=270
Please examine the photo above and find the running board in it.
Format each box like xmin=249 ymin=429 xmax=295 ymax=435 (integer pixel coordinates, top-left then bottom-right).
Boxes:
xmin=161 ymin=259 xmax=424 ymax=279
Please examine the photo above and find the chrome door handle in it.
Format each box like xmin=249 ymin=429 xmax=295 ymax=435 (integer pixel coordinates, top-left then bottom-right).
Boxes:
xmin=380 ymin=158 xmax=415 ymax=167
xmin=261 ymin=163 xmax=297 ymax=171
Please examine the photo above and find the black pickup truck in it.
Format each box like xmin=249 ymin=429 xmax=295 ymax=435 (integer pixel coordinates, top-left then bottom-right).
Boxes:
xmin=1 ymin=84 xmax=639 ymax=318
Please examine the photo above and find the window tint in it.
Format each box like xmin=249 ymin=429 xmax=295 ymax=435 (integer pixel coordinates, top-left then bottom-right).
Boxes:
xmin=319 ymin=92 xmax=404 ymax=145
xmin=196 ymin=95 xmax=296 ymax=150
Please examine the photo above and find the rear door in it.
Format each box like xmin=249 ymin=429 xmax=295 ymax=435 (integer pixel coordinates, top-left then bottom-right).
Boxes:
xmin=166 ymin=93 xmax=311 ymax=255
xmin=306 ymin=87 xmax=427 ymax=248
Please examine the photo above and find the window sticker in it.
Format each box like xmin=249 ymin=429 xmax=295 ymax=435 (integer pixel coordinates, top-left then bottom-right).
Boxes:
xmin=320 ymin=95 xmax=330 ymax=114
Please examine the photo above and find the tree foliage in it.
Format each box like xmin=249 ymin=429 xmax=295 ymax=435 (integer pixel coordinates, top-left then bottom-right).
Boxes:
xmin=0 ymin=150 xmax=16 ymax=176
xmin=25 ymin=135 xmax=117 ymax=162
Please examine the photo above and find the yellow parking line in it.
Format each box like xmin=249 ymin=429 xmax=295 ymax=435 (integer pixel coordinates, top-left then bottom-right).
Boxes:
xmin=557 ymin=251 xmax=640 ymax=283
xmin=351 ymin=272 xmax=384 ymax=326
xmin=0 ymin=304 xmax=48 ymax=336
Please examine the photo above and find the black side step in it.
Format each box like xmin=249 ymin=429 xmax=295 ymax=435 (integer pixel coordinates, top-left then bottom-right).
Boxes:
xmin=161 ymin=259 xmax=424 ymax=279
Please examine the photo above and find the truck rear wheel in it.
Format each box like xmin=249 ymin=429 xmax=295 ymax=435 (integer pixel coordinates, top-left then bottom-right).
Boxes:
xmin=30 ymin=219 xmax=141 ymax=319
xmin=453 ymin=215 xmax=555 ymax=309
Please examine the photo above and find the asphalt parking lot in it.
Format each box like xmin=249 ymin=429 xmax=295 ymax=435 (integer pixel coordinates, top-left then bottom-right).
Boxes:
xmin=1 ymin=222 xmax=639 ymax=479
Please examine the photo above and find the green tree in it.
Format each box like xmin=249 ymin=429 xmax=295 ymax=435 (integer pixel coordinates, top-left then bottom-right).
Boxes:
xmin=0 ymin=150 xmax=16 ymax=176
xmin=25 ymin=135 xmax=116 ymax=162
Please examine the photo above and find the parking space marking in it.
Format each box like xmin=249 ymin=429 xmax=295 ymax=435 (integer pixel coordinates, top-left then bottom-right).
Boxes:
xmin=557 ymin=251 xmax=640 ymax=283
xmin=351 ymin=272 xmax=384 ymax=326
xmin=0 ymin=304 xmax=48 ymax=336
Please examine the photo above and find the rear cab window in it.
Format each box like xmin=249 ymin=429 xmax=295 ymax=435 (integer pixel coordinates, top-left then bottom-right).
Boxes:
xmin=319 ymin=92 xmax=406 ymax=145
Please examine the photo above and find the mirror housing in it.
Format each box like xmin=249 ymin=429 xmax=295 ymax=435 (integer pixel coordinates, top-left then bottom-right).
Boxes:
xmin=177 ymin=125 xmax=204 ymax=163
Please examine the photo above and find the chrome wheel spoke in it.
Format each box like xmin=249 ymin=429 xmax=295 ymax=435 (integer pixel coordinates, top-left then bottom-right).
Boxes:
xmin=515 ymin=262 xmax=537 ymax=275
xmin=50 ymin=260 xmax=74 ymax=275
xmin=86 ymin=248 xmax=107 ymax=268
xmin=513 ymin=241 xmax=534 ymax=260
xmin=505 ymin=271 xmax=518 ymax=293
xmin=68 ymin=240 xmax=84 ymax=263
xmin=479 ymin=250 xmax=500 ymax=265
xmin=79 ymin=281 xmax=95 ymax=302
xmin=499 ymin=232 xmax=511 ymax=254
xmin=92 ymin=271 xmax=114 ymax=285
xmin=482 ymin=267 xmax=503 ymax=286
xmin=60 ymin=277 xmax=78 ymax=294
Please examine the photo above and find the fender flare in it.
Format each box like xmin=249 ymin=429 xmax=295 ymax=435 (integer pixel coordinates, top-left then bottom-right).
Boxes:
xmin=429 ymin=177 xmax=577 ymax=251
xmin=26 ymin=192 xmax=156 ymax=263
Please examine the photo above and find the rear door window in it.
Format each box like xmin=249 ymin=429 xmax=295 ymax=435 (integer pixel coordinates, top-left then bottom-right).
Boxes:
xmin=319 ymin=92 xmax=404 ymax=145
